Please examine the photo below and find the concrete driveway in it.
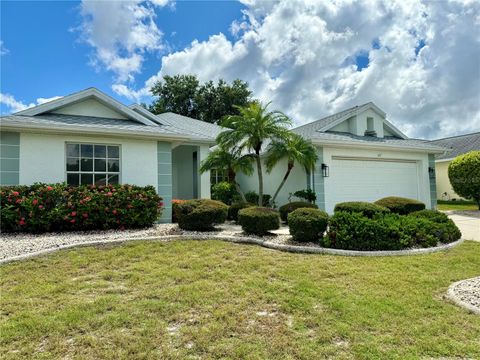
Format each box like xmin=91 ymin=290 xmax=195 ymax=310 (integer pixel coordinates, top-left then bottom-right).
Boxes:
xmin=446 ymin=211 xmax=480 ymax=241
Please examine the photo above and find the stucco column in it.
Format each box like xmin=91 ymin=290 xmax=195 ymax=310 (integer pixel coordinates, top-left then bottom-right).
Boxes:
xmin=313 ymin=146 xmax=326 ymax=211
xmin=197 ymin=145 xmax=211 ymax=199
xmin=428 ymin=154 xmax=437 ymax=210
xmin=157 ymin=141 xmax=173 ymax=223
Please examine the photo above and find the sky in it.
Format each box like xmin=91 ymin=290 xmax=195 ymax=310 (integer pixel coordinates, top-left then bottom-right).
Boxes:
xmin=1 ymin=0 xmax=479 ymax=140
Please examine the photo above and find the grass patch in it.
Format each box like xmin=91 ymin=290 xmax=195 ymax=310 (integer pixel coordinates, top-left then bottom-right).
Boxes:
xmin=437 ymin=200 xmax=478 ymax=211
xmin=1 ymin=240 xmax=480 ymax=359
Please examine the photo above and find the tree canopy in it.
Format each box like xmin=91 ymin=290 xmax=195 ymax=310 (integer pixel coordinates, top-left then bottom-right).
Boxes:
xmin=148 ymin=74 xmax=253 ymax=123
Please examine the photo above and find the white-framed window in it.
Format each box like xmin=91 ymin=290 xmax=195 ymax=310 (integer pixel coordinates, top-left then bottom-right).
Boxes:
xmin=66 ymin=143 xmax=120 ymax=186
xmin=210 ymin=168 xmax=228 ymax=185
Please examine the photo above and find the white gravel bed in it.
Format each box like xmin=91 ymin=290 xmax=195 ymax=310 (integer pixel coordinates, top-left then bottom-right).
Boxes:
xmin=447 ymin=277 xmax=480 ymax=314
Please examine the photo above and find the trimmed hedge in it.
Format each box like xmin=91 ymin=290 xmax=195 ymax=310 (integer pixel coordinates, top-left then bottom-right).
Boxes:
xmin=334 ymin=201 xmax=390 ymax=218
xmin=448 ymin=150 xmax=480 ymax=208
xmin=288 ymin=208 xmax=328 ymax=243
xmin=279 ymin=201 xmax=318 ymax=223
xmin=175 ymin=199 xmax=228 ymax=231
xmin=324 ymin=210 xmax=462 ymax=251
xmin=171 ymin=199 xmax=186 ymax=223
xmin=375 ymin=196 xmax=425 ymax=215
xmin=238 ymin=207 xmax=280 ymax=235
xmin=0 ymin=183 xmax=163 ymax=233
xmin=228 ymin=202 xmax=254 ymax=221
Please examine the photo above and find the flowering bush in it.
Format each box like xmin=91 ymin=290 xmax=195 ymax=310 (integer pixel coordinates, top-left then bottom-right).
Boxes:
xmin=0 ymin=183 xmax=163 ymax=233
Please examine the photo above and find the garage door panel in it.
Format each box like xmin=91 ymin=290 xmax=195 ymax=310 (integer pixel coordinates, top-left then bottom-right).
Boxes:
xmin=329 ymin=158 xmax=419 ymax=207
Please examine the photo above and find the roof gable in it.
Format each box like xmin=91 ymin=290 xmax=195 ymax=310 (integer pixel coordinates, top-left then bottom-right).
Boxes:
xmin=15 ymin=88 xmax=157 ymax=126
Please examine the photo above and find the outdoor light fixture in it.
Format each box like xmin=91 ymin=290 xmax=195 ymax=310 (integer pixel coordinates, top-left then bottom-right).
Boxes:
xmin=428 ymin=167 xmax=435 ymax=178
xmin=321 ymin=163 xmax=329 ymax=177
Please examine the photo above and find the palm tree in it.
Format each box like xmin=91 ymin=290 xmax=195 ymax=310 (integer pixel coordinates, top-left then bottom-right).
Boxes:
xmin=199 ymin=146 xmax=254 ymax=202
xmin=265 ymin=133 xmax=318 ymax=205
xmin=217 ymin=102 xmax=292 ymax=206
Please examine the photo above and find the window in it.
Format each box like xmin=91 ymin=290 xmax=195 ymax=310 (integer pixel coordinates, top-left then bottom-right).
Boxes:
xmin=210 ymin=168 xmax=229 ymax=185
xmin=66 ymin=143 xmax=120 ymax=186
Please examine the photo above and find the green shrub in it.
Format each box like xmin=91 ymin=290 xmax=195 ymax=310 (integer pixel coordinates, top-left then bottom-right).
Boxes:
xmin=292 ymin=189 xmax=316 ymax=203
xmin=228 ymin=201 xmax=254 ymax=221
xmin=175 ymin=199 xmax=228 ymax=231
xmin=238 ymin=206 xmax=280 ymax=235
xmin=211 ymin=181 xmax=237 ymax=205
xmin=448 ymin=150 xmax=480 ymax=209
xmin=0 ymin=183 xmax=162 ymax=233
xmin=288 ymin=208 xmax=328 ymax=242
xmin=409 ymin=210 xmax=461 ymax=243
xmin=334 ymin=201 xmax=390 ymax=218
xmin=324 ymin=211 xmax=446 ymax=251
xmin=245 ymin=191 xmax=271 ymax=206
xmin=375 ymin=196 xmax=425 ymax=215
xmin=279 ymin=201 xmax=318 ymax=222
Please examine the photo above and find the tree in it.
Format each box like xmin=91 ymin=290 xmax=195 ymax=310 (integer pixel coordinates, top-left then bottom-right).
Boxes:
xmin=199 ymin=146 xmax=254 ymax=202
xmin=149 ymin=75 xmax=253 ymax=123
xmin=448 ymin=150 xmax=480 ymax=209
xmin=265 ymin=133 xmax=318 ymax=205
xmin=217 ymin=102 xmax=292 ymax=206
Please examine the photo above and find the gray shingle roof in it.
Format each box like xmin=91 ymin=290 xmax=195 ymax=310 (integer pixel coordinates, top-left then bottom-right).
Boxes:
xmin=0 ymin=113 xmax=186 ymax=137
xmin=430 ymin=132 xmax=480 ymax=160
xmin=155 ymin=112 xmax=223 ymax=140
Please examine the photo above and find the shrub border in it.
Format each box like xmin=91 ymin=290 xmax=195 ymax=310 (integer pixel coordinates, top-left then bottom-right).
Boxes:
xmin=0 ymin=234 xmax=465 ymax=265
xmin=446 ymin=277 xmax=480 ymax=315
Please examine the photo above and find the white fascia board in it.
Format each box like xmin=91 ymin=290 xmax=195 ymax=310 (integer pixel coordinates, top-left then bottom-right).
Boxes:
xmin=15 ymin=88 xmax=158 ymax=126
xmin=435 ymin=158 xmax=454 ymax=163
xmin=311 ymin=138 xmax=446 ymax=153
xmin=129 ymin=104 xmax=165 ymax=125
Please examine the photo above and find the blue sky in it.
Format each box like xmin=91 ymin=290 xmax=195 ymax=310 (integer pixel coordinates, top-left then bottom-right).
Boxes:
xmin=1 ymin=1 xmax=479 ymax=139
xmin=1 ymin=1 xmax=245 ymax=112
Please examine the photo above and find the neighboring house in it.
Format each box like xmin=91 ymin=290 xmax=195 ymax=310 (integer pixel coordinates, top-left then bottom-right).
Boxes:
xmin=0 ymin=88 xmax=222 ymax=222
xmin=430 ymin=132 xmax=480 ymax=201
xmin=236 ymin=102 xmax=446 ymax=213
xmin=0 ymin=88 xmax=446 ymax=221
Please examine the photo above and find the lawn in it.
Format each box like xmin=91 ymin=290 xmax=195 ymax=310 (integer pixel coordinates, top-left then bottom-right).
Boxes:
xmin=437 ymin=200 xmax=478 ymax=211
xmin=1 ymin=240 xmax=480 ymax=359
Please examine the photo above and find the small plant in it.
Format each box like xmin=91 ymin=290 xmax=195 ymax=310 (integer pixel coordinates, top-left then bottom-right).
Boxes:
xmin=245 ymin=191 xmax=272 ymax=207
xmin=279 ymin=201 xmax=318 ymax=223
xmin=375 ymin=197 xmax=425 ymax=215
xmin=175 ymin=199 xmax=228 ymax=231
xmin=228 ymin=201 xmax=254 ymax=222
xmin=288 ymin=208 xmax=328 ymax=242
xmin=292 ymin=189 xmax=317 ymax=203
xmin=237 ymin=206 xmax=280 ymax=235
xmin=334 ymin=201 xmax=390 ymax=218
xmin=211 ymin=181 xmax=237 ymax=205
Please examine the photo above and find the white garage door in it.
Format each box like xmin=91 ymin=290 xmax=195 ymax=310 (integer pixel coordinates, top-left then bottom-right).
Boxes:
xmin=329 ymin=157 xmax=419 ymax=208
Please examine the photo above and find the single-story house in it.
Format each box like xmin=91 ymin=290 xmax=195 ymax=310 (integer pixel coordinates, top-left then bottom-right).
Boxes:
xmin=0 ymin=88 xmax=446 ymax=221
xmin=236 ymin=102 xmax=446 ymax=213
xmin=430 ymin=132 xmax=480 ymax=200
xmin=0 ymin=88 xmax=222 ymax=222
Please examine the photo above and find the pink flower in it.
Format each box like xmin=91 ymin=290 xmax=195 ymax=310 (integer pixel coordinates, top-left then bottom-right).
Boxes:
xmin=32 ymin=199 xmax=38 ymax=206
xmin=83 ymin=213 xmax=88 ymax=218
xmin=107 ymin=192 xmax=113 ymax=197
xmin=15 ymin=198 xmax=22 ymax=204
xmin=71 ymin=211 xmax=77 ymax=217
xmin=46 ymin=186 xmax=53 ymax=191
xmin=127 ymin=204 xmax=133 ymax=209
xmin=70 ymin=219 xmax=76 ymax=224
xmin=159 ymin=202 xmax=164 ymax=207
xmin=39 ymin=205 xmax=44 ymax=209
xmin=11 ymin=191 xmax=19 ymax=196
xmin=112 ymin=209 xmax=118 ymax=215
xmin=19 ymin=219 xmax=26 ymax=226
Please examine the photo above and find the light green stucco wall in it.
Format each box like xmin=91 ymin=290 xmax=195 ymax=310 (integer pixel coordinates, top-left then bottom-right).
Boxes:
xmin=428 ymin=154 xmax=437 ymax=209
xmin=157 ymin=141 xmax=172 ymax=223
xmin=312 ymin=147 xmax=325 ymax=210
xmin=172 ymin=145 xmax=197 ymax=199
xmin=0 ymin=132 xmax=20 ymax=186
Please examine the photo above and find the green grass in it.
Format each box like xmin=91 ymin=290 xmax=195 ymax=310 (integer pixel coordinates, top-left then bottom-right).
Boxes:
xmin=437 ymin=200 xmax=478 ymax=211
xmin=1 ymin=240 xmax=480 ymax=359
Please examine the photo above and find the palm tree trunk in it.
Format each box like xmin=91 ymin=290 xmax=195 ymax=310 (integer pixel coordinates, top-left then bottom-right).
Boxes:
xmin=271 ymin=163 xmax=293 ymax=205
xmin=255 ymin=151 xmax=263 ymax=206
xmin=235 ymin=182 xmax=247 ymax=203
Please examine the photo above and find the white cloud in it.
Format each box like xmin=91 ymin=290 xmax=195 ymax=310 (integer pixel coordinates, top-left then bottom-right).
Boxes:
xmin=78 ymin=0 xmax=170 ymax=83
xmin=117 ymin=0 xmax=479 ymax=139
xmin=0 ymin=94 xmax=62 ymax=114
xmin=0 ymin=40 xmax=9 ymax=56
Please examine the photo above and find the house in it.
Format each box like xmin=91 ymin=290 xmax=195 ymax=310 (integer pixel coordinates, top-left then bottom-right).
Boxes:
xmin=236 ymin=102 xmax=446 ymax=213
xmin=0 ymin=88 xmax=222 ymax=222
xmin=0 ymin=88 xmax=446 ymax=221
xmin=430 ymin=132 xmax=480 ymax=201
